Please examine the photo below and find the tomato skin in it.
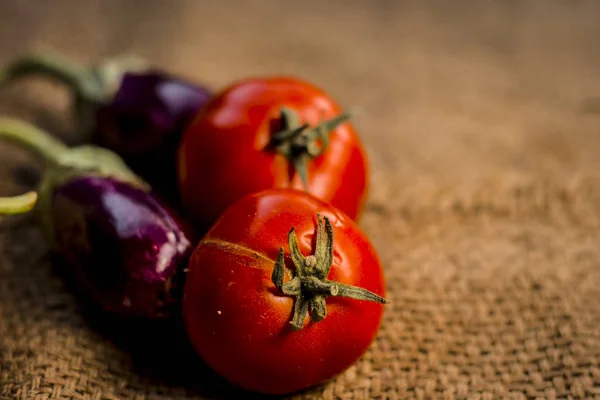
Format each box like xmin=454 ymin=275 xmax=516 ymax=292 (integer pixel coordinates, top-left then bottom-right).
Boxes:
xmin=176 ymin=76 xmax=369 ymax=229
xmin=182 ymin=189 xmax=386 ymax=395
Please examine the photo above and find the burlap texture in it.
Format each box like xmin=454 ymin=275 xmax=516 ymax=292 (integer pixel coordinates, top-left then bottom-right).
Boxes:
xmin=1 ymin=1 xmax=600 ymax=399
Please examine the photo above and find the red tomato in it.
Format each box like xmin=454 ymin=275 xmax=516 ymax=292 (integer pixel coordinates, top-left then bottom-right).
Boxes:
xmin=182 ymin=189 xmax=387 ymax=395
xmin=176 ymin=76 xmax=369 ymax=229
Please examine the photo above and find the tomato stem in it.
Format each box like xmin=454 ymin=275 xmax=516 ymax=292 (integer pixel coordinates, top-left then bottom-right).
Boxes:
xmin=270 ymin=108 xmax=352 ymax=190
xmin=271 ymin=213 xmax=388 ymax=330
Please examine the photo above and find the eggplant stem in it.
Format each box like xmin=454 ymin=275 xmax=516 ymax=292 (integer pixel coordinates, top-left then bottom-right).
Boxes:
xmin=0 ymin=53 xmax=93 ymax=95
xmin=0 ymin=191 xmax=38 ymax=214
xmin=0 ymin=118 xmax=68 ymax=163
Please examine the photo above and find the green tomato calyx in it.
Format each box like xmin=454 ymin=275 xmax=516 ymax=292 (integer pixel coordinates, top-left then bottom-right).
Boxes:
xmin=270 ymin=107 xmax=352 ymax=190
xmin=271 ymin=213 xmax=388 ymax=331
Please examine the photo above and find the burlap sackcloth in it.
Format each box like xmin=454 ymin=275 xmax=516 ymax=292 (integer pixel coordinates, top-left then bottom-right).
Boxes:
xmin=1 ymin=1 xmax=600 ymax=399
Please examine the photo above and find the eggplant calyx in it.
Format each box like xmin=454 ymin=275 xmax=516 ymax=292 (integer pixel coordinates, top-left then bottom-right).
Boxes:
xmin=0 ymin=117 xmax=149 ymax=247
xmin=49 ymin=145 xmax=148 ymax=190
xmin=271 ymin=213 xmax=388 ymax=331
xmin=269 ymin=107 xmax=352 ymax=190
xmin=0 ymin=117 xmax=147 ymax=189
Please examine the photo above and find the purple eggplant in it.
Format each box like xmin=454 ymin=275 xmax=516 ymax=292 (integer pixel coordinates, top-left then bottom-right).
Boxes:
xmin=0 ymin=53 xmax=213 ymax=199
xmin=0 ymin=118 xmax=195 ymax=319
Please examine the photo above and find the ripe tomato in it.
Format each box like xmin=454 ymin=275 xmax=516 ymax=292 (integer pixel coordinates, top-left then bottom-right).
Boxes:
xmin=182 ymin=189 xmax=387 ymax=395
xmin=176 ymin=76 xmax=369 ymax=229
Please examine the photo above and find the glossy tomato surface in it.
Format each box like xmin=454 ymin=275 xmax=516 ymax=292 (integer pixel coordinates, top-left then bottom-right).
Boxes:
xmin=182 ymin=189 xmax=386 ymax=395
xmin=176 ymin=76 xmax=369 ymax=229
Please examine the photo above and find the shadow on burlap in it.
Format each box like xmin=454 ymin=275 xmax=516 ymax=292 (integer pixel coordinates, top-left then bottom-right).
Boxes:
xmin=1 ymin=1 xmax=600 ymax=399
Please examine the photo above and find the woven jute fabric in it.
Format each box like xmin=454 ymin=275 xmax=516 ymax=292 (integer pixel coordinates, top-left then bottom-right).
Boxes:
xmin=1 ymin=1 xmax=600 ymax=399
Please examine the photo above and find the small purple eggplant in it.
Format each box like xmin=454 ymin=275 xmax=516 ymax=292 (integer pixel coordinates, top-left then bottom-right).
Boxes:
xmin=0 ymin=118 xmax=195 ymax=319
xmin=0 ymin=52 xmax=213 ymax=199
